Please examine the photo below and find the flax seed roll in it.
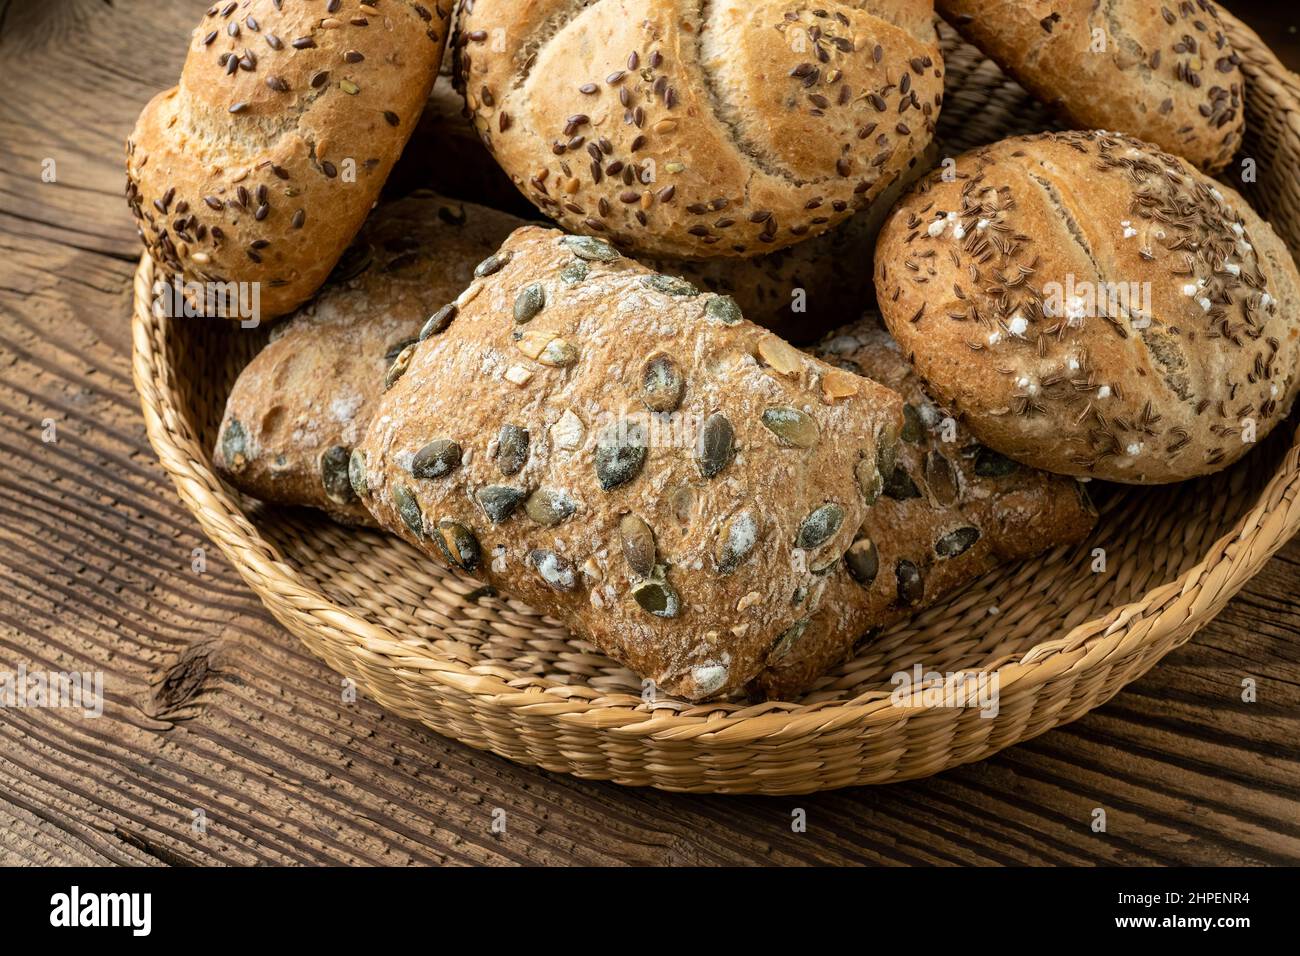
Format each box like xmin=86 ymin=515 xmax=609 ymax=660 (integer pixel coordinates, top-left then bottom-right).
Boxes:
xmin=354 ymin=225 xmax=905 ymax=701
xmin=452 ymin=0 xmax=944 ymax=259
xmin=126 ymin=0 xmax=451 ymax=319
xmin=874 ymin=130 xmax=1300 ymax=484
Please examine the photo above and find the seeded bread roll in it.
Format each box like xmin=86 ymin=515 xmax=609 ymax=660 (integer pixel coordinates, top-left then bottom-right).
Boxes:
xmin=937 ymin=0 xmax=1244 ymax=173
xmin=126 ymin=0 xmax=450 ymax=319
xmin=213 ymin=192 xmax=524 ymax=522
xmin=875 ymin=130 xmax=1300 ymax=484
xmin=452 ymin=0 xmax=944 ymax=259
xmin=354 ymin=226 xmax=905 ymax=701
xmin=747 ymin=318 xmax=1097 ymax=698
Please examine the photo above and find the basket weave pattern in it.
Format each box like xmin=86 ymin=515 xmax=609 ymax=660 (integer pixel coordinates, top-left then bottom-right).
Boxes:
xmin=132 ymin=15 xmax=1300 ymax=794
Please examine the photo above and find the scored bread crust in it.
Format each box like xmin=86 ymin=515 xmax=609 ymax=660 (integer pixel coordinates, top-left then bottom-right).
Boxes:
xmin=213 ymin=192 xmax=524 ymax=522
xmin=937 ymin=0 xmax=1244 ymax=174
xmin=747 ymin=318 xmax=1097 ymax=698
xmin=875 ymin=130 xmax=1300 ymax=484
xmin=126 ymin=0 xmax=450 ymax=319
xmin=355 ymin=225 xmax=904 ymax=701
xmin=452 ymin=0 xmax=944 ymax=259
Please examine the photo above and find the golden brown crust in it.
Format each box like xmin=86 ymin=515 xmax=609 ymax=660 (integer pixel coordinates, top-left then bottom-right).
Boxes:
xmin=213 ymin=192 xmax=524 ymax=521
xmin=937 ymin=0 xmax=1244 ymax=173
xmin=452 ymin=0 xmax=944 ymax=259
xmin=355 ymin=225 xmax=905 ymax=701
xmin=746 ymin=318 xmax=1097 ymax=698
xmin=126 ymin=0 xmax=450 ymax=318
xmin=875 ymin=130 xmax=1300 ymax=484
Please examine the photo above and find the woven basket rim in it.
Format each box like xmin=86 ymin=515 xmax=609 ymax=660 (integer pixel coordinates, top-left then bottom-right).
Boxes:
xmin=130 ymin=7 xmax=1300 ymax=756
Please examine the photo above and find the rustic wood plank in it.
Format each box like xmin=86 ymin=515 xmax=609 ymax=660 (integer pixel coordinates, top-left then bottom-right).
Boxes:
xmin=0 ymin=0 xmax=1297 ymax=866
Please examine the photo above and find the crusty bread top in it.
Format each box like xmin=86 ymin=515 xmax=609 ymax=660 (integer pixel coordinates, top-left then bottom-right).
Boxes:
xmin=126 ymin=0 xmax=450 ymax=318
xmin=937 ymin=0 xmax=1244 ymax=173
xmin=875 ymin=129 xmax=1300 ymax=484
xmin=453 ymin=0 xmax=944 ymax=259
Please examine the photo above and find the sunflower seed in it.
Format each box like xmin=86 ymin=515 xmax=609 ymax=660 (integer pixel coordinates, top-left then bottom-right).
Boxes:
xmin=896 ymin=560 xmax=924 ymax=606
xmin=528 ymin=548 xmax=577 ymax=591
xmin=393 ymin=484 xmax=424 ymax=537
xmin=935 ymin=526 xmax=981 ymax=558
xmin=883 ymin=467 xmax=921 ymax=500
xmin=796 ymin=503 xmax=844 ymax=549
xmin=220 ymin=419 xmax=249 ymax=472
xmin=384 ymin=344 xmax=416 ymax=390
xmin=762 ymin=406 xmax=819 ymax=448
xmin=619 ymin=513 xmax=656 ymax=577
xmin=641 ymin=355 xmax=684 ymax=412
xmin=524 ymin=488 xmax=576 ymax=526
xmin=705 ymin=294 xmax=743 ymax=325
xmin=320 ymin=445 xmax=355 ymax=505
xmin=845 ymin=536 xmax=879 ymax=587
xmin=348 ymin=448 xmax=368 ymax=497
xmin=514 ymin=283 xmax=546 ymax=323
xmin=641 ymin=273 xmax=697 ymax=296
xmin=855 ymin=457 xmax=882 ymax=505
xmin=697 ymin=412 xmax=735 ymax=478
xmin=631 ymin=576 xmax=680 ymax=618
xmin=562 ymin=235 xmax=619 ymax=261
xmin=476 ymin=485 xmax=527 ymax=523
xmin=900 ymin=403 xmax=924 ymax=442
xmin=594 ymin=422 xmax=647 ymax=490
xmin=715 ymin=510 xmax=758 ymax=574
xmin=924 ymin=450 xmax=959 ymax=505
xmin=974 ymin=446 xmax=1020 ymax=477
xmin=411 ymin=438 xmax=462 ymax=479
xmin=435 ymin=520 xmax=481 ymax=571
xmin=496 ymin=424 xmax=529 ymax=475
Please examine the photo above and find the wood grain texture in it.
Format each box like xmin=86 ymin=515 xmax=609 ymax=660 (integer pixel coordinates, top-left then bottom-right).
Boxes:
xmin=0 ymin=0 xmax=1297 ymax=866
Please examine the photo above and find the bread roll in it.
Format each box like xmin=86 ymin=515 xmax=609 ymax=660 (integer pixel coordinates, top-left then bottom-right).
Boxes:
xmin=937 ymin=0 xmax=1244 ymax=173
xmin=354 ymin=225 xmax=905 ymax=701
xmin=126 ymin=0 xmax=450 ymax=319
xmin=875 ymin=130 xmax=1300 ymax=484
xmin=748 ymin=318 xmax=1097 ymax=698
xmin=452 ymin=0 xmax=944 ymax=259
xmin=213 ymin=192 xmax=524 ymax=522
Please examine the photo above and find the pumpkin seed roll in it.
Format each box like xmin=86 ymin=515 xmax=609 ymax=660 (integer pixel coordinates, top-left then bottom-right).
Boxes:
xmin=452 ymin=0 xmax=945 ymax=260
xmin=355 ymin=226 xmax=905 ymax=701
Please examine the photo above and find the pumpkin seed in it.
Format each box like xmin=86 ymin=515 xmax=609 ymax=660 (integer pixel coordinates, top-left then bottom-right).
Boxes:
xmin=528 ymin=548 xmax=577 ymax=591
xmin=631 ymin=575 xmax=680 ymax=618
xmin=715 ymin=510 xmax=758 ymax=574
xmin=538 ymin=338 xmax=579 ymax=367
xmin=762 ymin=406 xmax=819 ymax=448
xmin=845 ymin=536 xmax=879 ymax=587
xmin=384 ymin=343 xmax=416 ymax=391
xmin=348 ymin=447 xmax=368 ymax=497
xmin=641 ymin=355 xmax=685 ymax=412
xmin=855 ymin=456 xmax=882 ymax=506
xmin=419 ymin=303 xmax=456 ymax=340
xmin=935 ymin=526 xmax=981 ymax=558
xmin=697 ymin=412 xmax=735 ymax=478
xmin=433 ymin=520 xmax=480 ymax=571
xmin=594 ymin=422 xmax=647 ymax=490
xmin=876 ymin=433 xmax=898 ymax=484
xmin=883 ymin=467 xmax=922 ymax=500
xmin=924 ymin=450 xmax=959 ymax=505
xmin=384 ymin=337 xmax=418 ymax=363
xmin=474 ymin=251 xmax=510 ymax=277
xmin=561 ymin=235 xmax=619 ymax=261
xmin=393 ymin=483 xmax=423 ymax=537
xmin=796 ymin=503 xmax=844 ymax=550
xmin=896 ymin=560 xmax=924 ymax=606
xmin=221 ymin=419 xmax=249 ymax=473
xmin=618 ymin=513 xmax=656 ymax=577
xmin=475 ymin=485 xmax=527 ymax=523
xmin=900 ymin=403 xmax=925 ymax=442
xmin=320 ymin=445 xmax=355 ymax=505
xmin=974 ymin=446 xmax=1020 ymax=477
xmin=705 ymin=294 xmax=743 ymax=325
xmin=496 ymin=424 xmax=529 ymax=475
xmin=514 ymin=283 xmax=546 ymax=323
xmin=411 ymin=438 xmax=462 ymax=479
xmin=560 ymin=260 xmax=589 ymax=284
xmin=768 ymin=618 xmax=809 ymax=661
xmin=641 ymin=273 xmax=697 ymax=296
xmin=525 ymin=488 xmax=576 ymax=526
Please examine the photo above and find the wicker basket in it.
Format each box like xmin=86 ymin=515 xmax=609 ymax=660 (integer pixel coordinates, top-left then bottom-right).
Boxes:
xmin=132 ymin=13 xmax=1300 ymax=795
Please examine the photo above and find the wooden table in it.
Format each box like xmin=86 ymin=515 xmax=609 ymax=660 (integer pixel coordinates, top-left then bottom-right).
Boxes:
xmin=2 ymin=0 xmax=1298 ymax=867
